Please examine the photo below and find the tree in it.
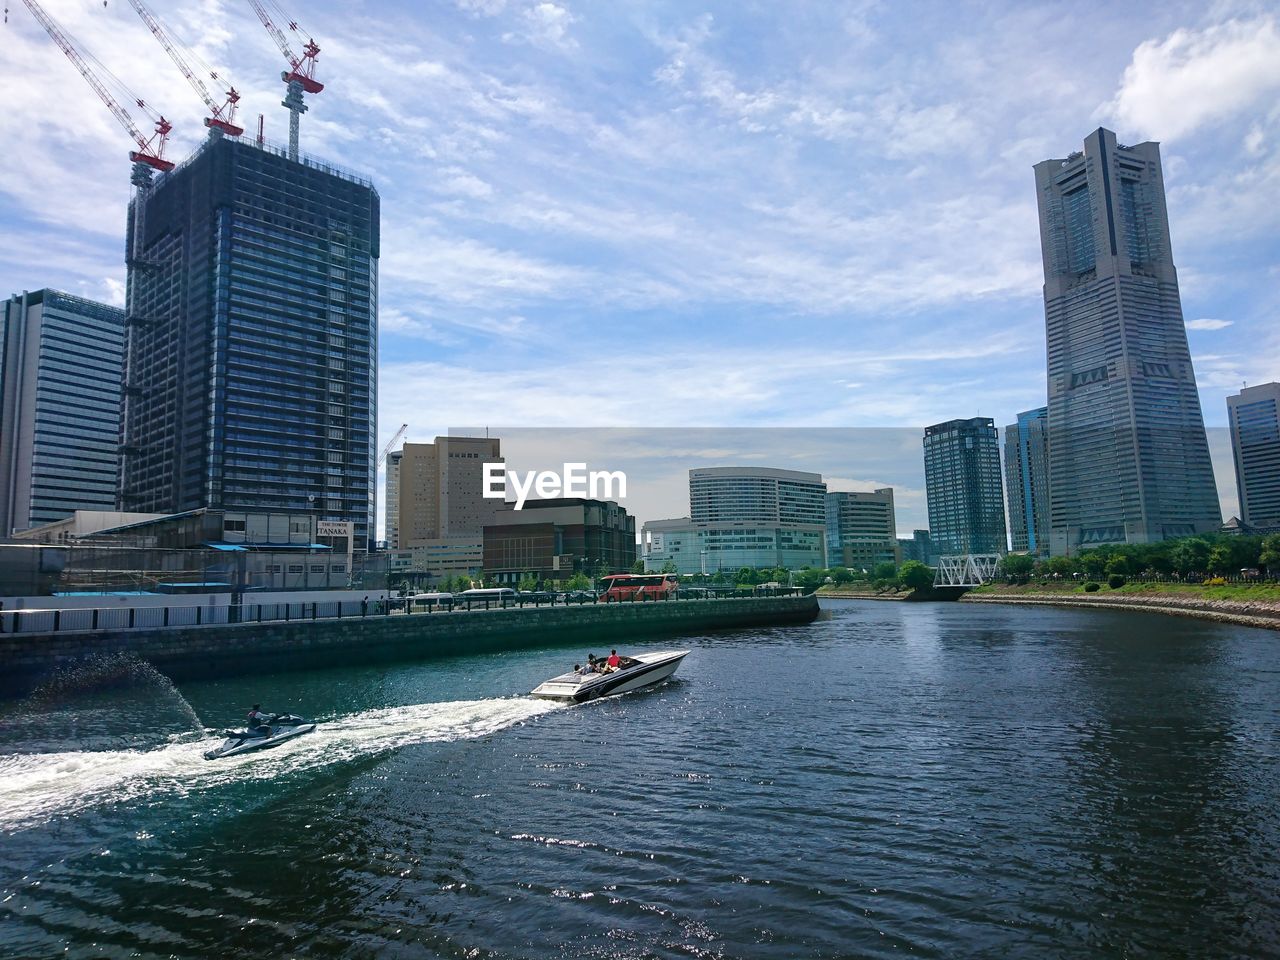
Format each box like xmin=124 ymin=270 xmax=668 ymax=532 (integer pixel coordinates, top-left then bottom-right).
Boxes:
xmin=631 ymin=559 xmax=645 ymax=574
xmin=898 ymin=560 xmax=934 ymax=591
xmin=1170 ymin=538 xmax=1211 ymax=577
xmin=1045 ymin=555 xmax=1077 ymax=578
xmin=735 ymin=567 xmax=759 ymax=585
xmin=566 ymin=571 xmax=591 ymax=591
xmin=1261 ymin=534 xmax=1280 ymax=575
xmin=1001 ymin=554 xmax=1035 ymax=581
xmin=872 ymin=561 xmax=898 ymax=581
xmin=518 ymin=573 xmax=538 ymax=593
xmin=830 ymin=566 xmax=855 ymax=585
xmin=660 ymin=560 xmax=679 ymax=574
xmin=1104 ymin=555 xmax=1132 ymax=577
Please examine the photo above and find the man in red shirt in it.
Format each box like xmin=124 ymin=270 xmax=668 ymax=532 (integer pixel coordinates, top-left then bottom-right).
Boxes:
xmin=606 ymin=650 xmax=621 ymax=671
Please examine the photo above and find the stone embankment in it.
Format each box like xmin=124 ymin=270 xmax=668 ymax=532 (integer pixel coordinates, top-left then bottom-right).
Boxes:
xmin=0 ymin=594 xmax=820 ymax=697
xmin=961 ymin=591 xmax=1280 ymax=631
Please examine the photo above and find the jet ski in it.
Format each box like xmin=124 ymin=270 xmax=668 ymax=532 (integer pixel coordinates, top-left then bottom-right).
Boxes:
xmin=203 ymin=714 xmax=316 ymax=760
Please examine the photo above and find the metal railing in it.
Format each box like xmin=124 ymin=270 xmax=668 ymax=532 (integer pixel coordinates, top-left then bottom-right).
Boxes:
xmin=0 ymin=589 xmax=798 ymax=636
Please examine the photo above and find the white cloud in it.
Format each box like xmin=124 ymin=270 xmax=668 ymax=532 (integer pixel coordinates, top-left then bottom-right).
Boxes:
xmin=1100 ymin=17 xmax=1280 ymax=140
xmin=1185 ymin=318 xmax=1233 ymax=331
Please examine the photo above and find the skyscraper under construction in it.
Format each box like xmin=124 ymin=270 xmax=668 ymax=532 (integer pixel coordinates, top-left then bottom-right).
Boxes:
xmin=120 ymin=136 xmax=379 ymax=547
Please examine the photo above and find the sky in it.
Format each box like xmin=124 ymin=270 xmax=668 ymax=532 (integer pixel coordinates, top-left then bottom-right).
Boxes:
xmin=1 ymin=0 xmax=1278 ymax=536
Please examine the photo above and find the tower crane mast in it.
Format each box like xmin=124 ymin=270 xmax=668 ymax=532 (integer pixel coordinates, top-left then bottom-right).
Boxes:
xmin=244 ymin=0 xmax=322 ymax=161
xmin=125 ymin=0 xmax=243 ymax=137
xmin=17 ymin=0 xmax=174 ymax=176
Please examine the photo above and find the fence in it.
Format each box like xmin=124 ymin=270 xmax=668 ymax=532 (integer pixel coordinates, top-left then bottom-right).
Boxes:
xmin=0 ymin=588 xmax=754 ymax=637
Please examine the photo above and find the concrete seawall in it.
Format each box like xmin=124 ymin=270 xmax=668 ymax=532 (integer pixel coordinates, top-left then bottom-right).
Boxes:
xmin=0 ymin=595 xmax=820 ymax=697
xmin=961 ymin=592 xmax=1280 ymax=632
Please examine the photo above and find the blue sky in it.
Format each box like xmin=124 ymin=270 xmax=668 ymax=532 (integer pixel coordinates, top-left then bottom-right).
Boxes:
xmin=1 ymin=0 xmax=1278 ymax=533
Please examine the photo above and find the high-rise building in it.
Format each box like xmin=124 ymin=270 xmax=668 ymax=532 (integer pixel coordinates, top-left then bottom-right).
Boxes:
xmin=897 ymin=529 xmax=933 ymax=565
xmin=923 ymin=417 xmax=1007 ymax=556
xmin=1 ymin=289 xmax=125 ymax=535
xmin=1033 ymin=127 xmax=1219 ymax=554
xmin=120 ymin=137 xmax=379 ymax=548
xmin=1227 ymin=383 xmax=1280 ymax=528
xmin=690 ymin=467 xmax=826 ymax=526
xmin=643 ymin=467 xmax=827 ymax=574
xmin=385 ymin=448 xmax=403 ymax=548
xmin=1003 ymin=407 xmax=1050 ymax=556
xmin=395 ymin=436 xmax=502 ymax=547
xmin=825 ymin=488 xmax=899 ymax=570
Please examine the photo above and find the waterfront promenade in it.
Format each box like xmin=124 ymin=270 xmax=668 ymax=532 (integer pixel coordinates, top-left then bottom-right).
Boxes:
xmin=0 ymin=593 xmax=820 ymax=696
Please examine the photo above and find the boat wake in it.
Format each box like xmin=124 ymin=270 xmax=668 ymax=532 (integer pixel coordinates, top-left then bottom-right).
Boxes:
xmin=0 ymin=696 xmax=563 ymax=831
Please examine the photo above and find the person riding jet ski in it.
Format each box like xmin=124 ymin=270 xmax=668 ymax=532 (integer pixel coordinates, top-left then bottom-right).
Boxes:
xmin=246 ymin=704 xmax=276 ymax=736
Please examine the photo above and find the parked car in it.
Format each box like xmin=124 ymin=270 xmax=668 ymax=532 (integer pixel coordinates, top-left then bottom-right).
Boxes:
xmin=517 ymin=590 xmax=555 ymax=604
xmin=561 ymin=590 xmax=597 ymax=604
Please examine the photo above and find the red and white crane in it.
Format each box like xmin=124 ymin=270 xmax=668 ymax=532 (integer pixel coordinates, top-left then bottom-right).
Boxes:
xmin=15 ymin=0 xmax=174 ymax=180
xmin=125 ymin=0 xmax=243 ymax=137
xmin=245 ymin=0 xmax=323 ymax=161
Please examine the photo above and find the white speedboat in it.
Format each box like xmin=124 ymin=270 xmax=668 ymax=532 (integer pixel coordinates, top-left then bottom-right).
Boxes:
xmin=203 ymin=714 xmax=317 ymax=760
xmin=531 ymin=650 xmax=689 ymax=702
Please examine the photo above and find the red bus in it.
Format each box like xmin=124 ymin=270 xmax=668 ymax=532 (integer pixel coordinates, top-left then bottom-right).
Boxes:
xmin=599 ymin=573 xmax=679 ymax=602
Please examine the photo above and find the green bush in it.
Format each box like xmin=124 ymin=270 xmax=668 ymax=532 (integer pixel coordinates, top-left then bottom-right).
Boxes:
xmin=1084 ymin=581 xmax=1101 ymax=592
xmin=1107 ymin=574 xmax=1126 ymax=589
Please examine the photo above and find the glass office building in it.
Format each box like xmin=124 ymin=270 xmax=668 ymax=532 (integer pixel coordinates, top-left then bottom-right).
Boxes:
xmin=1003 ymin=407 xmax=1050 ymax=556
xmin=825 ymin=489 xmax=898 ymax=570
xmin=121 ymin=136 xmax=379 ymax=548
xmin=1227 ymin=383 xmax=1280 ymax=528
xmin=1033 ymin=127 xmax=1219 ymax=554
xmin=0 ymin=289 xmax=125 ymax=534
xmin=923 ymin=417 xmax=1007 ymax=557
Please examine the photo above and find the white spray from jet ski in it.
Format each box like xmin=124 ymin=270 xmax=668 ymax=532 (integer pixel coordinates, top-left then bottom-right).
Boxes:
xmin=0 ymin=696 xmax=563 ymax=831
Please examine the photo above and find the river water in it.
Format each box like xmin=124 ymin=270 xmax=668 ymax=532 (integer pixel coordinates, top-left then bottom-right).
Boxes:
xmin=1 ymin=599 xmax=1277 ymax=958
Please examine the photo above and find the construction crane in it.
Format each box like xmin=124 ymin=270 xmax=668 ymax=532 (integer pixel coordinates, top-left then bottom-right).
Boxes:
xmin=14 ymin=0 xmax=174 ymax=184
xmin=378 ymin=424 xmax=408 ymax=468
xmin=125 ymin=0 xmax=243 ymax=137
xmin=245 ymin=0 xmax=323 ymax=162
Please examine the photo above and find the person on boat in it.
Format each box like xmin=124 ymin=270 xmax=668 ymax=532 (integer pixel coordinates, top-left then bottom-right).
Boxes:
xmin=247 ymin=704 xmax=275 ymax=736
xmin=606 ymin=650 xmax=621 ymax=671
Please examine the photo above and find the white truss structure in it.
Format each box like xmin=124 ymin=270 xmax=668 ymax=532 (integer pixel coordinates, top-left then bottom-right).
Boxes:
xmin=934 ymin=554 xmax=1001 ymax=587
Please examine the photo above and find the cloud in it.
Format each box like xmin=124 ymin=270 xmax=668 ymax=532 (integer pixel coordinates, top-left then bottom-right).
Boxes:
xmin=1185 ymin=318 xmax=1233 ymax=331
xmin=504 ymin=2 xmax=577 ymax=51
xmin=1100 ymin=17 xmax=1280 ymax=140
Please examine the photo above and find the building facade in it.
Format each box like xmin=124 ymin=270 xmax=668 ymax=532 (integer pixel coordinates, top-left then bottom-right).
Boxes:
xmin=690 ymin=466 xmax=827 ymax=526
xmin=1033 ymin=127 xmax=1219 ymax=554
xmin=120 ymin=137 xmax=379 ymax=548
xmin=641 ymin=466 xmax=829 ymax=574
xmin=385 ymin=448 xmax=402 ymax=549
xmin=641 ymin=517 xmax=827 ymax=574
xmin=825 ymin=488 xmax=899 ymax=570
xmin=483 ymin=498 xmax=636 ymax=584
xmin=1003 ymin=407 xmax=1050 ymax=556
xmin=1 ymin=289 xmax=125 ymax=535
xmin=923 ymin=417 xmax=1008 ymax=556
xmin=1227 ymin=383 xmax=1280 ymax=528
xmin=897 ymin=529 xmax=933 ymax=565
xmin=394 ymin=436 xmax=502 ymax=547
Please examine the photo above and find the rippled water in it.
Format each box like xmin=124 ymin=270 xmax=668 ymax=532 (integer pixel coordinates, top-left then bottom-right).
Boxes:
xmin=2 ymin=599 xmax=1278 ymax=958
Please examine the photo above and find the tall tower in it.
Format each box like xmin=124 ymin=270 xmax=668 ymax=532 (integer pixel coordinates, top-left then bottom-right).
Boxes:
xmin=1003 ymin=407 xmax=1049 ymax=556
xmin=1 ymin=290 xmax=125 ymax=535
xmin=395 ymin=436 xmax=503 ymax=547
xmin=120 ymin=136 xmax=379 ymax=548
xmin=1034 ymin=127 xmax=1219 ymax=554
xmin=1227 ymin=383 xmax=1280 ymax=528
xmin=923 ymin=417 xmax=1007 ymax=556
